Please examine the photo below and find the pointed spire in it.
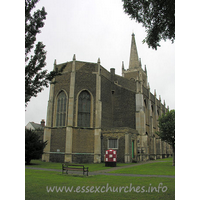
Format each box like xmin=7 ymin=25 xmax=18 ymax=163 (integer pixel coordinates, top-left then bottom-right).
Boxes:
xmin=54 ymin=59 xmax=57 ymax=65
xmin=97 ymin=57 xmax=100 ymax=64
xmin=154 ymin=89 xmax=156 ymax=97
xmin=129 ymin=33 xmax=140 ymax=70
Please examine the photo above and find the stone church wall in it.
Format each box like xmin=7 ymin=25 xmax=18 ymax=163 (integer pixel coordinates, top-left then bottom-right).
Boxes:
xmin=54 ymin=70 xmax=71 ymax=95
xmin=49 ymin=127 xmax=66 ymax=162
xmin=112 ymin=85 xmax=136 ymax=129
xmin=72 ymin=128 xmax=94 ymax=153
xmin=102 ymin=132 xmax=125 ymax=162
xmin=101 ymin=72 xmax=136 ymax=129
xmin=74 ymin=64 xmax=96 ymax=127
xmin=72 ymin=128 xmax=95 ymax=163
xmin=50 ymin=128 xmax=66 ymax=152
xmin=42 ymin=51 xmax=172 ymax=163
xmin=101 ymin=76 xmax=113 ymax=128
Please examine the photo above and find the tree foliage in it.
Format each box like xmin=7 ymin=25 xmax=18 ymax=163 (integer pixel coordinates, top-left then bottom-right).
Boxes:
xmin=25 ymin=129 xmax=47 ymax=164
xmin=25 ymin=0 xmax=60 ymax=107
xmin=157 ymin=109 xmax=175 ymax=165
xmin=122 ymin=0 xmax=175 ymax=49
xmin=25 ymin=0 xmax=48 ymax=106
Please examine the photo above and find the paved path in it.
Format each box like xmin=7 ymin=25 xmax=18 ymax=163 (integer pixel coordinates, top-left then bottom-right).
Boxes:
xmin=25 ymin=160 xmax=175 ymax=178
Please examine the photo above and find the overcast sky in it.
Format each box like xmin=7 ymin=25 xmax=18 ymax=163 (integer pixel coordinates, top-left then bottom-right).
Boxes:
xmin=25 ymin=0 xmax=175 ymax=125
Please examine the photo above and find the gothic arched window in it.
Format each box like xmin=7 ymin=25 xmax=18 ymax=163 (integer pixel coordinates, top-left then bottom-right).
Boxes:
xmin=56 ymin=91 xmax=67 ymax=127
xmin=78 ymin=90 xmax=91 ymax=127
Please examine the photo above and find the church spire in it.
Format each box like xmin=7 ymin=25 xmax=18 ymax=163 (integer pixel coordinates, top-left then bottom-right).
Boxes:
xmin=129 ymin=33 xmax=140 ymax=70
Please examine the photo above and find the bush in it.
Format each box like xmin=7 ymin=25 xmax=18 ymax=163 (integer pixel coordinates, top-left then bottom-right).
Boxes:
xmin=25 ymin=129 xmax=47 ymax=164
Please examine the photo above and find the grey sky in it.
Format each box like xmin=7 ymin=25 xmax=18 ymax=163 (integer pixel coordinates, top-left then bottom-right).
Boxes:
xmin=25 ymin=0 xmax=175 ymax=125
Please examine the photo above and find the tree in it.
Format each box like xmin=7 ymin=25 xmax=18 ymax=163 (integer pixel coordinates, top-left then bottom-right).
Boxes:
xmin=157 ymin=109 xmax=175 ymax=166
xmin=25 ymin=0 xmax=64 ymax=107
xmin=25 ymin=129 xmax=47 ymax=164
xmin=122 ymin=0 xmax=175 ymax=49
xmin=25 ymin=0 xmax=48 ymax=107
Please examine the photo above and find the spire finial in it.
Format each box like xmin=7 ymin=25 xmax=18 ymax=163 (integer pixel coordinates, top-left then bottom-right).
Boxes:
xmin=97 ymin=57 xmax=100 ymax=64
xmin=73 ymin=54 xmax=76 ymax=61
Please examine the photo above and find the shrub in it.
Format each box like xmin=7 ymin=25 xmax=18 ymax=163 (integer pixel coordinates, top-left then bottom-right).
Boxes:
xmin=25 ymin=129 xmax=47 ymax=164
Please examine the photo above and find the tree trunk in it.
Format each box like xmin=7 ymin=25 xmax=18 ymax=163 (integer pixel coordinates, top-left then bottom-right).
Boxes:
xmin=172 ymin=144 xmax=175 ymax=166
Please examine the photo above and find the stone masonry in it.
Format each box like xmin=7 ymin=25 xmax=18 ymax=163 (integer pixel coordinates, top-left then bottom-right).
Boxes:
xmin=42 ymin=33 xmax=173 ymax=163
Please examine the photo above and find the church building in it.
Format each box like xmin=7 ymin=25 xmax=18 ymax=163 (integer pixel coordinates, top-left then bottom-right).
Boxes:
xmin=42 ymin=33 xmax=173 ymax=163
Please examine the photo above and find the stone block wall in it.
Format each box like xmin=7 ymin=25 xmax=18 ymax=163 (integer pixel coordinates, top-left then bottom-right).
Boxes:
xmin=102 ymin=133 xmax=125 ymax=162
xmin=50 ymin=128 xmax=66 ymax=152
xmin=101 ymin=76 xmax=113 ymax=127
xmin=72 ymin=154 xmax=94 ymax=163
xmin=49 ymin=127 xmax=66 ymax=162
xmin=72 ymin=128 xmax=94 ymax=153
xmin=102 ymin=128 xmax=138 ymax=163
xmin=50 ymin=154 xmax=65 ymax=162
xmin=112 ymin=86 xmax=136 ymax=129
xmin=74 ymin=67 xmax=96 ymax=128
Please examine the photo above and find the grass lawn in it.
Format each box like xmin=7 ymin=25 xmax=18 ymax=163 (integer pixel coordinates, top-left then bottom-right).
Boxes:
xmin=109 ymin=160 xmax=175 ymax=176
xmin=26 ymin=159 xmax=135 ymax=172
xmin=25 ymin=169 xmax=175 ymax=200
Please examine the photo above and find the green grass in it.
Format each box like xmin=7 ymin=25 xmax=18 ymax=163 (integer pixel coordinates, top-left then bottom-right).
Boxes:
xmin=26 ymin=169 xmax=175 ymax=200
xmin=109 ymin=159 xmax=175 ymax=176
xmin=155 ymin=157 xmax=173 ymax=162
xmin=26 ymin=159 xmax=134 ymax=172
